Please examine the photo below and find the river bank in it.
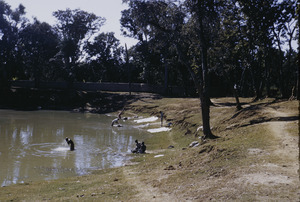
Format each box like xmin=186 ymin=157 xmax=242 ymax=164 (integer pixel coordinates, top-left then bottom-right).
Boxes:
xmin=0 ymin=92 xmax=299 ymax=201
xmin=0 ymin=88 xmax=146 ymax=112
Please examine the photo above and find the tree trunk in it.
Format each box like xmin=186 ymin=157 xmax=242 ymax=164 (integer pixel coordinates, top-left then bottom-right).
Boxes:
xmin=199 ymin=92 xmax=215 ymax=138
xmin=197 ymin=10 xmax=217 ymax=139
xmin=286 ymin=26 xmax=296 ymax=99
xmin=175 ymin=44 xmax=217 ymax=139
xmin=34 ymin=57 xmax=40 ymax=89
xmin=125 ymin=44 xmax=131 ymax=96
xmin=272 ymin=28 xmax=285 ymax=98
xmin=249 ymin=64 xmax=263 ymax=101
xmin=233 ymin=86 xmax=242 ymax=110
xmin=297 ymin=60 xmax=299 ymax=100
xmin=264 ymin=50 xmax=270 ymax=97
xmin=164 ymin=62 xmax=168 ymax=95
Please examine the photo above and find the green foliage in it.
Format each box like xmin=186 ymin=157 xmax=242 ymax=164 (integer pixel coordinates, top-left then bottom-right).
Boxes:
xmin=84 ymin=32 xmax=124 ymax=82
xmin=52 ymin=8 xmax=106 ymax=81
xmin=19 ymin=19 xmax=59 ymax=83
xmin=0 ymin=0 xmax=27 ymax=87
xmin=0 ymin=0 xmax=298 ymax=100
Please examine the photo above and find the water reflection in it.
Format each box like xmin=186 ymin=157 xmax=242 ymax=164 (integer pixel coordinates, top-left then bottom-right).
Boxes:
xmin=0 ymin=110 xmax=148 ymax=186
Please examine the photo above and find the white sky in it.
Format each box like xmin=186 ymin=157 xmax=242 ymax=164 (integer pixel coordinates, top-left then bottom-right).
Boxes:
xmin=6 ymin=0 xmax=297 ymax=51
xmin=8 ymin=0 xmax=138 ymax=47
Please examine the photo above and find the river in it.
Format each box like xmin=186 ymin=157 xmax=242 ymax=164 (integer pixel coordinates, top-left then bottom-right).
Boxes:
xmin=0 ymin=109 xmax=149 ymax=186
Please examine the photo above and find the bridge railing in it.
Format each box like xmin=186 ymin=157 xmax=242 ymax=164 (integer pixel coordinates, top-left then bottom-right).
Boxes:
xmin=10 ymin=80 xmax=187 ymax=96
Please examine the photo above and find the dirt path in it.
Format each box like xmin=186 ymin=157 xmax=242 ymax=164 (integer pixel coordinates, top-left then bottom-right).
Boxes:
xmin=236 ymin=106 xmax=299 ymax=200
xmin=265 ymin=107 xmax=299 ymax=172
xmin=122 ymin=165 xmax=178 ymax=202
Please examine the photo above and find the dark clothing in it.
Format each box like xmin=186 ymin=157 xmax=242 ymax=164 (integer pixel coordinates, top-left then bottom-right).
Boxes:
xmin=139 ymin=142 xmax=146 ymax=154
xmin=65 ymin=138 xmax=75 ymax=151
xmin=160 ymin=111 xmax=163 ymax=127
xmin=131 ymin=140 xmax=141 ymax=153
xmin=132 ymin=140 xmax=146 ymax=154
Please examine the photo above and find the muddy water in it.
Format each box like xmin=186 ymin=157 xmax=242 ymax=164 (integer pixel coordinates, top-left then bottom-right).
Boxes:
xmin=0 ymin=110 xmax=148 ymax=186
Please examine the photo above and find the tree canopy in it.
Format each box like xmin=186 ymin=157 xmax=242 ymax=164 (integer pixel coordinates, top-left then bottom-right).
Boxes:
xmin=0 ymin=0 xmax=298 ymax=101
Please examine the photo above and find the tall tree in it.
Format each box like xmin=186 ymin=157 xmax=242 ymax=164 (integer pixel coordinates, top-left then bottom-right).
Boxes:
xmin=121 ymin=0 xmax=218 ymax=138
xmin=209 ymin=0 xmax=243 ymax=109
xmin=53 ymin=8 xmax=105 ymax=82
xmin=0 ymin=1 xmax=26 ymax=88
xmin=184 ymin=0 xmax=219 ymax=139
xmin=271 ymin=0 xmax=297 ymax=98
xmin=84 ymin=32 xmax=124 ymax=82
xmin=19 ymin=19 xmax=59 ymax=86
xmin=237 ymin=0 xmax=281 ymax=99
xmin=283 ymin=0 xmax=297 ymax=99
xmin=121 ymin=1 xmax=154 ymax=83
xmin=296 ymin=0 xmax=299 ymax=100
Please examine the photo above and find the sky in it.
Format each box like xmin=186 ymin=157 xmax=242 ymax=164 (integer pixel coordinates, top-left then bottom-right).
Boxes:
xmin=8 ymin=0 xmax=138 ymax=47
xmin=6 ymin=0 xmax=298 ymax=51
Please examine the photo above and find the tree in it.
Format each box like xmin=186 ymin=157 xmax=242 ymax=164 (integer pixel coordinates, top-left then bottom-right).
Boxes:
xmin=184 ymin=0 xmax=220 ymax=139
xmin=19 ymin=19 xmax=59 ymax=86
xmin=0 ymin=1 xmax=26 ymax=88
xmin=296 ymin=1 xmax=299 ymax=100
xmin=121 ymin=0 xmax=218 ymax=138
xmin=84 ymin=32 xmax=124 ymax=82
xmin=121 ymin=1 xmax=157 ymax=84
xmin=208 ymin=0 xmax=243 ymax=109
xmin=53 ymin=8 xmax=105 ymax=82
xmin=121 ymin=0 xmax=190 ymax=88
xmin=271 ymin=1 xmax=289 ymax=98
xmin=282 ymin=0 xmax=297 ymax=99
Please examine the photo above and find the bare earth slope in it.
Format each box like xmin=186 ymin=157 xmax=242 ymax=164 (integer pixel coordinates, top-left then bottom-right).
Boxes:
xmin=119 ymin=98 xmax=299 ymax=201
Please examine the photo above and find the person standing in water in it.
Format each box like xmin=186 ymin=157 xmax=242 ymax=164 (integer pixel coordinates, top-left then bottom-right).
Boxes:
xmin=65 ymin=137 xmax=75 ymax=151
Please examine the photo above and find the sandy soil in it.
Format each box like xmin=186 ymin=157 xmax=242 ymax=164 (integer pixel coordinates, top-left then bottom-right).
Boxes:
xmin=122 ymin=166 xmax=179 ymax=202
xmin=235 ymin=107 xmax=299 ymax=198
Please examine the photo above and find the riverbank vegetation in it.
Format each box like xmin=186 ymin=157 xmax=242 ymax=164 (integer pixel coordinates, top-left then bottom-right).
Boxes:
xmin=0 ymin=94 xmax=299 ymax=201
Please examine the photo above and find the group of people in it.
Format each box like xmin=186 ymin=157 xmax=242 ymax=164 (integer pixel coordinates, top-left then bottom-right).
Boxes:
xmin=131 ymin=139 xmax=146 ymax=154
xmin=66 ymin=109 xmax=148 ymax=153
xmin=65 ymin=137 xmax=146 ymax=154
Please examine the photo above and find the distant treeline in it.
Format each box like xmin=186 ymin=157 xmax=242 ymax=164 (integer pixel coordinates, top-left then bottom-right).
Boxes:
xmin=0 ymin=0 xmax=298 ymax=99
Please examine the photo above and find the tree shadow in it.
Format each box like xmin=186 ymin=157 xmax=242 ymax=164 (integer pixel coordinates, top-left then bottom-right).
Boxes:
xmin=240 ymin=115 xmax=299 ymax=128
xmin=214 ymin=102 xmax=249 ymax=107
xmin=0 ymin=87 xmax=167 ymax=113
